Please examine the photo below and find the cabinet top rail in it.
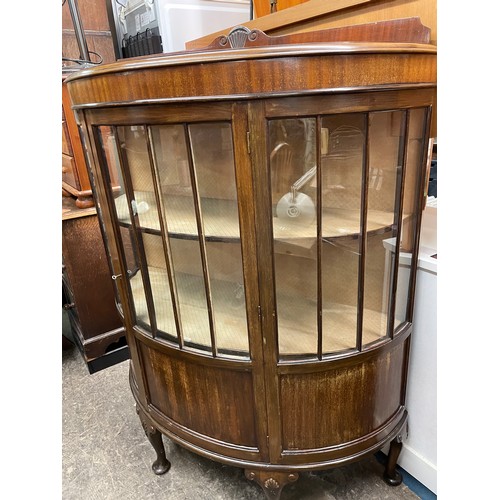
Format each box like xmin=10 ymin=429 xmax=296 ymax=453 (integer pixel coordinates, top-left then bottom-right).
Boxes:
xmin=65 ymin=40 xmax=436 ymax=84
xmin=65 ymin=24 xmax=436 ymax=110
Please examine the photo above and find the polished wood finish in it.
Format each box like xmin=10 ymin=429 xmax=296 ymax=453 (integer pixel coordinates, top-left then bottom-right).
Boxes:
xmin=245 ymin=469 xmax=299 ymax=499
xmin=67 ymin=45 xmax=436 ymax=108
xmin=140 ymin=343 xmax=258 ymax=449
xmin=67 ymin=29 xmax=436 ymax=498
xmin=62 ymin=76 xmax=95 ymax=208
xmin=383 ymin=435 xmax=404 ymax=486
xmin=62 ymin=197 xmax=127 ymax=373
xmin=204 ymin=17 xmax=430 ymax=49
xmin=136 ymin=405 xmax=171 ymax=475
xmin=186 ymin=0 xmax=436 ymax=49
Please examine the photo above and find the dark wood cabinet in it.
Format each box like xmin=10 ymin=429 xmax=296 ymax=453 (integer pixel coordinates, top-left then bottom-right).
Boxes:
xmin=66 ymin=24 xmax=436 ymax=497
xmin=62 ymin=198 xmax=128 ymax=373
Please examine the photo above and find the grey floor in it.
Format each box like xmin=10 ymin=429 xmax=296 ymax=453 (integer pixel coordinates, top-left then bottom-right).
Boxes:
xmin=62 ymin=313 xmax=422 ymax=500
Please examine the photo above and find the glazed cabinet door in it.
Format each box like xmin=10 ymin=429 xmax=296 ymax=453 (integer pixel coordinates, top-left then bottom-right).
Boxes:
xmin=83 ymin=103 xmax=269 ymax=462
xmin=249 ymin=90 xmax=433 ymax=462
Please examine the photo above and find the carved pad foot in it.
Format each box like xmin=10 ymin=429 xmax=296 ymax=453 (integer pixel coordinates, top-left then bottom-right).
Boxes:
xmin=245 ymin=469 xmax=299 ymax=500
xmin=136 ymin=406 xmax=171 ymax=475
xmin=383 ymin=434 xmax=403 ymax=486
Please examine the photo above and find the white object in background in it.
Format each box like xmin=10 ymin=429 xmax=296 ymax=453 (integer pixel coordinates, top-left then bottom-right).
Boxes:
xmin=398 ymin=256 xmax=437 ymax=494
xmin=157 ymin=0 xmax=250 ymax=53
xmin=382 ymin=202 xmax=437 ymax=494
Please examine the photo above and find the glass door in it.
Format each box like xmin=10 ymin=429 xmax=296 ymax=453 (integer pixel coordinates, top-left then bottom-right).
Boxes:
xmin=94 ymin=116 xmax=251 ymax=359
xmin=266 ymin=105 xmax=430 ymax=360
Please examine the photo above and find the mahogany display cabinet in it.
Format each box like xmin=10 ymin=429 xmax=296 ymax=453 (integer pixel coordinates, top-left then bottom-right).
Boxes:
xmin=66 ymin=26 xmax=436 ymax=499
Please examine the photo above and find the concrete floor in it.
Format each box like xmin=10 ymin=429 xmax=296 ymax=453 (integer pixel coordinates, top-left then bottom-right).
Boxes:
xmin=62 ymin=318 xmax=422 ymax=500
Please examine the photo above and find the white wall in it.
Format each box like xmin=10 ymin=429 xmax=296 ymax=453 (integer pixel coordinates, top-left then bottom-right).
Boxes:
xmin=156 ymin=0 xmax=251 ymax=52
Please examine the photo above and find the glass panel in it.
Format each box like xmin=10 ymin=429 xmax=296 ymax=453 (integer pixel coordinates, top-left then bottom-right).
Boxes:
xmin=363 ymin=111 xmax=404 ymax=347
xmin=147 ymin=123 xmax=250 ymax=357
xmin=96 ymin=126 xmax=155 ymax=332
xmin=269 ymin=118 xmax=318 ymax=356
xmin=149 ymin=125 xmax=212 ymax=351
xmin=320 ymin=114 xmax=365 ymax=354
xmin=98 ymin=122 xmax=250 ymax=356
xmin=141 ymin=232 xmax=178 ymax=341
xmin=188 ymin=123 xmax=249 ymax=355
xmin=115 ymin=125 xmax=166 ymax=336
xmin=79 ymin=125 xmax=123 ymax=307
xmin=394 ymin=108 xmax=427 ymax=328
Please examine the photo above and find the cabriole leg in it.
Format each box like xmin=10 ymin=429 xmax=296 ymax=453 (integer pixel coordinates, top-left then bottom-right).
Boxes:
xmin=245 ymin=469 xmax=299 ymax=500
xmin=136 ymin=406 xmax=171 ymax=475
xmin=383 ymin=434 xmax=403 ymax=486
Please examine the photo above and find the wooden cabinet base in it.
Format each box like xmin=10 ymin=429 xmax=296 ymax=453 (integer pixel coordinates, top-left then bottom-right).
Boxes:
xmin=245 ymin=470 xmax=299 ymax=500
xmin=65 ymin=308 xmax=129 ymax=373
xmin=130 ymin=336 xmax=410 ymax=498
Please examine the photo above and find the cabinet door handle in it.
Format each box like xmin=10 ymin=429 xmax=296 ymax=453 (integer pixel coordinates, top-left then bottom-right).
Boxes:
xmin=63 ymin=302 xmax=75 ymax=310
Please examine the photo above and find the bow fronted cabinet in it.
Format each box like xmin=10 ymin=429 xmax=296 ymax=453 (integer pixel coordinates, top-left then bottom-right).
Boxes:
xmin=66 ymin=23 xmax=436 ymax=499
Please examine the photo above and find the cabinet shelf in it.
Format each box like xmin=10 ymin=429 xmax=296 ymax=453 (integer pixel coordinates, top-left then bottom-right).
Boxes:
xmin=130 ymin=268 xmax=249 ymax=354
xmin=129 ymin=266 xmax=387 ymax=356
xmin=115 ymin=191 xmax=396 ymax=241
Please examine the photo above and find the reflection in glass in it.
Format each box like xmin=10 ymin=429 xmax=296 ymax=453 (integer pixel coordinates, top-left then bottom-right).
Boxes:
xmin=97 ymin=126 xmax=155 ymax=332
xmin=97 ymin=122 xmax=250 ymax=356
xmin=150 ymin=124 xmax=212 ymax=349
xmin=270 ymin=110 xmax=413 ymax=358
xmin=270 ymin=118 xmax=318 ymax=356
xmin=394 ymin=108 xmax=427 ymax=328
xmin=321 ymin=114 xmax=365 ymax=353
xmin=362 ymin=111 xmax=405 ymax=346
xmin=188 ymin=123 xmax=249 ymax=354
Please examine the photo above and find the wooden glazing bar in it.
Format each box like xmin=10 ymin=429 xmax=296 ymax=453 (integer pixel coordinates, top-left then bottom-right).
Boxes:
xmin=387 ymin=111 xmax=410 ymax=339
xmin=114 ymin=125 xmax=159 ymax=337
xmin=184 ymin=124 xmax=218 ymax=357
xmin=356 ymin=114 xmax=370 ymax=352
xmin=145 ymin=126 xmax=184 ymax=348
xmin=316 ymin=116 xmax=323 ymax=360
xmin=406 ymin=107 xmax=433 ymax=323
